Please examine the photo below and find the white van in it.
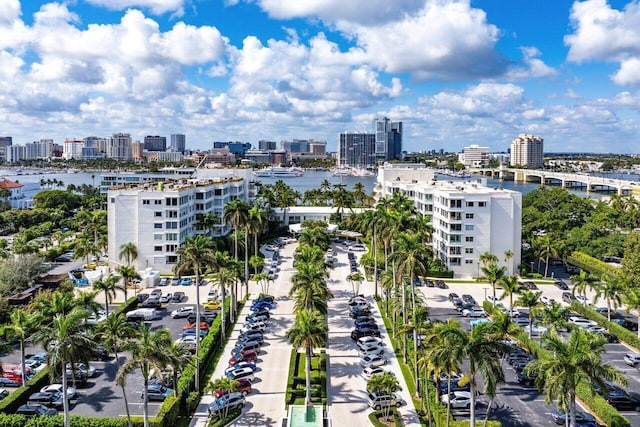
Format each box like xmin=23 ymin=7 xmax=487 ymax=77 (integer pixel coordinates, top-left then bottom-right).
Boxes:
xmin=126 ymin=308 xmax=161 ymax=321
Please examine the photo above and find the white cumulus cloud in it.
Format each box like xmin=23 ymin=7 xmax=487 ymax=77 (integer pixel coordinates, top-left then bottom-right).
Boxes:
xmin=84 ymin=0 xmax=187 ymax=16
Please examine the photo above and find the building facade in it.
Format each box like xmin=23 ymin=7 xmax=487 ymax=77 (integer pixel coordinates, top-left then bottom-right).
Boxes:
xmin=376 ymin=163 xmax=521 ymax=278
xmin=144 ymin=136 xmax=167 ymax=152
xmin=108 ymin=133 xmax=133 ymax=160
xmin=458 ymin=145 xmax=490 ymax=168
xmin=375 ymin=117 xmax=402 ymax=161
xmin=338 ymin=132 xmax=376 ymax=168
xmin=63 ymin=139 xmax=85 ymax=160
xmin=107 ymin=177 xmax=248 ymax=274
xmin=170 ymin=134 xmax=186 ymax=152
xmin=510 ymin=134 xmax=543 ymax=169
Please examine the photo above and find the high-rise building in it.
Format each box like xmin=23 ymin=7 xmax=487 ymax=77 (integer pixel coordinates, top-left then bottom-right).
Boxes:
xmin=107 ymin=177 xmax=247 ymax=273
xmin=375 ymin=117 xmax=402 ymax=161
xmin=144 ymin=135 xmax=166 ymax=152
xmin=338 ymin=132 xmax=376 ymax=168
xmin=63 ymin=139 xmax=84 ymax=160
xmin=108 ymin=133 xmax=133 ymax=160
xmin=376 ymin=163 xmax=521 ymax=278
xmin=132 ymin=141 xmax=144 ymax=159
xmin=459 ymin=145 xmax=490 ymax=168
xmin=510 ymin=134 xmax=543 ymax=169
xmin=170 ymin=134 xmax=185 ymax=152
xmin=258 ymin=140 xmax=276 ymax=150
xmin=0 ymin=137 xmax=12 ymax=148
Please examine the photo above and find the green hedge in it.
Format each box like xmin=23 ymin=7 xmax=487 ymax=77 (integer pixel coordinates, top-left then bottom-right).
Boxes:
xmin=368 ymin=408 xmax=402 ymax=426
xmin=284 ymin=350 xmax=327 ymax=406
xmin=0 ymin=368 xmax=50 ymax=413
xmin=566 ymin=251 xmax=620 ymax=279
xmin=207 ymin=408 xmax=241 ymax=427
xmin=570 ymin=303 xmax=640 ymax=351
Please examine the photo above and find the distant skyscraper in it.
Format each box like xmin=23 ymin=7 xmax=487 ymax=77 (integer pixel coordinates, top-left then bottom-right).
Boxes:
xmin=375 ymin=117 xmax=402 ymax=161
xmin=338 ymin=132 xmax=376 ymax=168
xmin=108 ymin=133 xmax=133 ymax=160
xmin=144 ymin=135 xmax=166 ymax=151
xmin=510 ymin=134 xmax=543 ymax=169
xmin=171 ymin=134 xmax=185 ymax=152
xmin=258 ymin=140 xmax=276 ymax=150
xmin=0 ymin=137 xmax=12 ymax=148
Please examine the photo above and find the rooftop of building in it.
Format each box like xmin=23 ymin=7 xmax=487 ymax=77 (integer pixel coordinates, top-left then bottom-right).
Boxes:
xmin=107 ymin=176 xmax=244 ymax=192
xmin=0 ymin=178 xmax=23 ymax=189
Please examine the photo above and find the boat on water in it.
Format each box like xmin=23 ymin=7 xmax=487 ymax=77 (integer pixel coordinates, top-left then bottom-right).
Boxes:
xmin=331 ymin=167 xmax=352 ymax=177
xmin=253 ymin=167 xmax=304 ymax=178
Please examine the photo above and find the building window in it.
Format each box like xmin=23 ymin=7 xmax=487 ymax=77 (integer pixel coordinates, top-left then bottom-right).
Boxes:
xmin=465 ymin=225 xmax=474 ymax=231
xmin=154 ymin=245 xmax=162 ymax=252
xmin=167 ymin=210 xmax=178 ymax=218
xmin=166 ymin=255 xmax=178 ymax=263
xmin=153 ymin=256 xmax=164 ymax=264
xmin=166 ymin=233 xmax=178 ymax=241
xmin=143 ymin=200 xmax=150 ymax=205
xmin=478 ymin=201 xmax=486 ymax=207
xmin=466 ymin=213 xmax=474 ymax=219
xmin=154 ymin=211 xmax=162 ymax=217
xmin=166 ymin=244 xmax=177 ymax=252
xmin=466 ymin=202 xmax=474 ymax=207
xmin=110 ymin=198 xmax=115 ymax=203
xmin=166 ymin=222 xmax=178 ymax=229
xmin=465 ymin=236 xmax=474 ymax=242
xmin=465 ymin=259 xmax=474 ymax=264
xmin=465 ymin=248 xmax=474 ymax=254
xmin=154 ymin=234 xmax=163 ymax=241
xmin=154 ymin=223 xmax=162 ymax=229
xmin=154 ymin=200 xmax=162 ymax=205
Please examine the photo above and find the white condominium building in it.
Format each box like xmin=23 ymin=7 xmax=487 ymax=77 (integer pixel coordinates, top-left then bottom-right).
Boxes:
xmin=458 ymin=145 xmax=489 ymax=168
xmin=107 ymin=177 xmax=247 ymax=274
xmin=510 ymin=134 xmax=543 ymax=169
xmin=376 ymin=163 xmax=521 ymax=278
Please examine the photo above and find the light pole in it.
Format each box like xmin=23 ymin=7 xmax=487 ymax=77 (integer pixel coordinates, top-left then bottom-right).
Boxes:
xmin=484 ymin=287 xmax=488 ymax=302
xmin=530 ymin=261 xmax=534 ymax=274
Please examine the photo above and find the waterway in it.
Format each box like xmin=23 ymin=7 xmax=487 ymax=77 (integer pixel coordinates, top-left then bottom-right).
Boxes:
xmin=2 ymin=167 xmax=637 ymax=201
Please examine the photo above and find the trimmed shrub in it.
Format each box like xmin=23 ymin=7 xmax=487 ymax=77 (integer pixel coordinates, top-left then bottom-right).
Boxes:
xmin=0 ymin=368 xmax=50 ymax=413
xmin=566 ymin=251 xmax=620 ymax=278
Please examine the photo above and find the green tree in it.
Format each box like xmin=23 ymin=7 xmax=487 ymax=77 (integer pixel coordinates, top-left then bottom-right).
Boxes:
xmin=0 ymin=253 xmax=49 ymax=294
xmin=92 ymin=273 xmax=124 ymax=316
xmin=481 ymin=262 xmax=506 ymax=308
xmin=286 ymin=309 xmax=328 ymax=405
xmin=174 ymin=235 xmax=215 ymax=392
xmin=538 ymin=301 xmax=572 ymax=334
xmin=97 ymin=314 xmax=137 ymax=427
xmin=624 ymin=288 xmax=640 ymax=339
xmin=516 ymin=291 xmax=543 ymax=338
xmin=526 ymin=329 xmax=627 ymax=427
xmin=0 ymin=309 xmax=42 ymax=386
xmin=117 ymin=265 xmax=140 ymax=302
xmin=594 ymin=274 xmax=625 ymax=321
xmin=118 ymin=242 xmax=138 ymax=268
xmin=32 ymin=307 xmax=95 ymax=427
xmin=571 ymin=270 xmax=596 ymax=306
xmin=622 ymin=232 xmax=640 ymax=288
xmin=346 ymin=271 xmax=364 ymax=297
xmin=117 ymin=325 xmax=172 ymax=427
xmin=367 ymin=372 xmax=402 ymax=420
xmin=499 ymin=275 xmax=521 ymax=318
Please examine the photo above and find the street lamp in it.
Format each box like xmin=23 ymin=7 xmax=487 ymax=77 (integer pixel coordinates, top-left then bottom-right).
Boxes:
xmin=484 ymin=287 xmax=489 ymax=301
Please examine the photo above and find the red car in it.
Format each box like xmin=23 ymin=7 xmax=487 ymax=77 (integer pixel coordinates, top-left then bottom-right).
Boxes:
xmin=214 ymin=378 xmax=252 ymax=398
xmin=182 ymin=321 xmax=209 ymax=331
xmin=228 ymin=350 xmax=258 ymax=367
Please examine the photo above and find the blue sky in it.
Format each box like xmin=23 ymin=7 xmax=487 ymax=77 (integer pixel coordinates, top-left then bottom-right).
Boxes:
xmin=1 ymin=0 xmax=640 ymax=153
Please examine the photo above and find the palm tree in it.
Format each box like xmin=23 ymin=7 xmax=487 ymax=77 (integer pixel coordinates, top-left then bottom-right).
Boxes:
xmin=74 ymin=237 xmax=96 ymax=265
xmin=97 ymin=314 xmax=137 ymax=427
xmin=0 ymin=309 xmax=42 ymax=387
xmin=536 ymin=235 xmax=559 ymax=277
xmin=247 ymin=206 xmax=268 ymax=258
xmin=92 ymin=273 xmax=124 ymax=316
xmin=205 ymin=377 xmax=240 ymax=419
xmin=516 ymin=291 xmax=543 ymax=338
xmin=119 ymin=242 xmax=138 ymax=267
xmin=286 ymin=309 xmax=328 ymax=405
xmin=571 ymin=270 xmax=596 ymax=306
xmin=116 ymin=265 xmax=140 ymax=302
xmin=538 ymin=301 xmax=572 ymax=334
xmin=117 ymin=325 xmax=172 ymax=427
xmin=594 ymin=274 xmax=625 ymax=321
xmin=366 ymin=372 xmax=402 ymax=421
xmin=526 ymin=329 xmax=627 ymax=427
xmin=346 ymin=272 xmax=364 ymax=297
xmin=481 ymin=262 xmax=507 ymax=307
xmin=197 ymin=212 xmax=220 ymax=237
xmin=479 ymin=252 xmax=498 ymax=268
xmin=174 ymin=235 xmax=215 ymax=393
xmin=214 ymin=265 xmax=236 ymax=340
xmin=499 ymin=275 xmax=521 ymax=318
xmin=164 ymin=340 xmax=193 ymax=400
xmin=249 ymin=255 xmax=264 ymax=276
xmin=224 ymin=199 xmax=250 ymax=300
xmin=32 ymin=307 xmax=96 ymax=427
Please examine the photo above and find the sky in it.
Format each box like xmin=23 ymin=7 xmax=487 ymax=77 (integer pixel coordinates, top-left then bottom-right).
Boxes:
xmin=1 ymin=0 xmax=640 ymax=154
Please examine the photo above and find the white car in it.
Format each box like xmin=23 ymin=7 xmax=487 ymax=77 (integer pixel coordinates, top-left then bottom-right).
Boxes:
xmin=41 ymin=383 xmax=77 ymax=399
xmin=587 ymin=325 xmax=605 ymax=334
xmin=361 ymin=366 xmax=393 ymax=381
xmin=171 ymin=306 xmax=195 ymax=319
xmin=66 ymin=362 xmax=96 ymax=378
xmin=540 ymin=296 xmax=555 ymax=306
xmin=575 ymin=295 xmax=593 ymax=306
xmin=24 ymin=359 xmax=47 ymax=373
xmin=440 ymin=391 xmax=474 ymax=409
xmin=462 ymin=307 xmax=486 ymax=317
xmin=159 ymin=293 xmax=172 ymax=303
xmin=624 ymin=352 xmax=640 ymax=366
xmin=524 ymin=324 xmax=549 ymax=335
xmin=357 ymin=336 xmax=385 ymax=348
xmin=358 ymin=345 xmax=385 ymax=358
xmin=360 ymin=355 xmax=388 ymax=368
xmin=568 ymin=316 xmax=597 ymax=328
xmin=497 ymin=306 xmax=520 ymax=317
xmin=85 ymin=310 xmax=107 ymax=325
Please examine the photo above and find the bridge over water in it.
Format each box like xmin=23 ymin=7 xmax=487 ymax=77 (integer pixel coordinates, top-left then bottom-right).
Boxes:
xmin=474 ymin=168 xmax=639 ymax=196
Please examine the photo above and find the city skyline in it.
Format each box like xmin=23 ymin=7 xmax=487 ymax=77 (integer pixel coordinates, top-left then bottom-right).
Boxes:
xmin=1 ymin=0 xmax=639 ymax=153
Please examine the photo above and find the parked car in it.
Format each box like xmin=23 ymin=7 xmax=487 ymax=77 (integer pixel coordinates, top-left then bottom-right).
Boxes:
xmin=624 ymin=352 xmax=640 ymax=367
xmin=440 ymin=391 xmax=473 ymax=409
xmin=360 ymin=355 xmax=388 ymax=368
xmin=208 ymin=392 xmax=245 ymax=416
xmin=228 ymin=350 xmax=258 ymax=367
xmin=225 ymin=367 xmax=255 ymax=383
xmin=461 ymin=294 xmax=476 ymax=306
xmin=551 ymin=409 xmax=596 ymax=425
xmin=41 ymin=384 xmax=77 ymax=400
xmin=171 ymin=306 xmax=195 ymax=319
xmin=65 ymin=363 xmax=96 ymax=378
xmin=171 ymin=292 xmax=185 ymax=302
xmin=361 ymin=366 xmax=393 ymax=381
xmin=179 ymin=278 xmax=192 ymax=286
xmin=159 ymin=293 xmax=172 ymax=303
xmin=358 ymin=345 xmax=385 ymax=358
xmin=0 ymin=389 xmax=8 ymax=401
xmin=462 ymin=307 xmax=486 ymax=318
xmin=367 ymin=392 xmax=402 ymax=410
xmin=357 ymin=336 xmax=385 ymax=348
xmin=351 ymin=328 xmax=380 ymax=341
xmin=439 ymin=378 xmax=471 ymax=393
xmin=232 ymin=341 xmax=262 ymax=355
xmin=27 ymin=391 xmax=65 ymax=409
xmin=214 ymin=378 xmax=252 ymax=398
xmin=562 ymin=292 xmax=577 ymax=304
xmin=92 ymin=345 xmax=109 ymax=361
xmin=0 ymin=376 xmax=22 ymax=387
xmin=515 ymin=371 xmax=537 ymax=386
xmin=140 ymin=297 xmax=161 ymax=309
xmin=224 ymin=362 xmax=257 ymax=375
xmin=16 ymin=403 xmax=57 ymax=417
xmin=142 ymin=384 xmax=173 ymax=401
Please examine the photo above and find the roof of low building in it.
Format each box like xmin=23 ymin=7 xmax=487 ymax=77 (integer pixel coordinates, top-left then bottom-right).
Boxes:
xmin=0 ymin=178 xmax=23 ymax=189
